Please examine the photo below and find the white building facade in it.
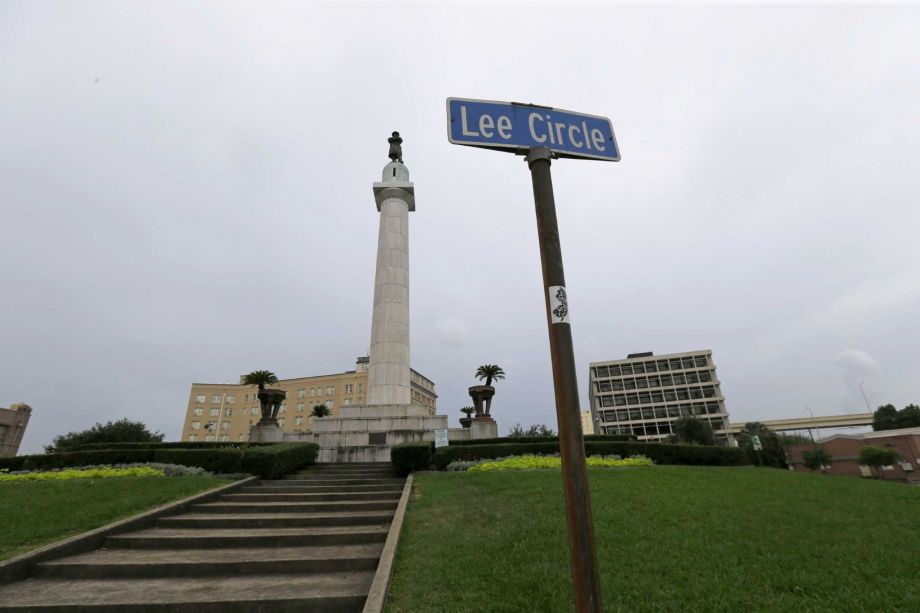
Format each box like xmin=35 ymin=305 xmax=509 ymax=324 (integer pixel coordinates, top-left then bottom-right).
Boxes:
xmin=588 ymin=350 xmax=734 ymax=445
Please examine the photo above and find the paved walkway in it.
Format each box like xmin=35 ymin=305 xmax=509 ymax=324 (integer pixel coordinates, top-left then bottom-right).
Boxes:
xmin=0 ymin=463 xmax=403 ymax=612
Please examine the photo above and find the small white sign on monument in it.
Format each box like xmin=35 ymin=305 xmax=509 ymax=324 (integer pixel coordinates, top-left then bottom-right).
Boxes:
xmin=434 ymin=428 xmax=449 ymax=448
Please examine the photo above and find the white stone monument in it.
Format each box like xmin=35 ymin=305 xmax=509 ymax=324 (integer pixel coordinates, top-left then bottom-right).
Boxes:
xmin=313 ymin=133 xmax=448 ymax=462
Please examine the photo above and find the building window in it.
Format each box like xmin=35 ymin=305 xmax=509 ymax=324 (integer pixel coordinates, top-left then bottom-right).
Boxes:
xmin=191 ymin=421 xmax=201 ymax=430
xmin=220 ymin=434 xmax=229 ymax=442
xmin=358 ymin=383 xmax=363 ymax=392
xmin=226 ymin=395 xmax=235 ymax=404
xmin=295 ymin=416 xmax=303 ymax=426
xmin=297 ymin=402 xmax=304 ymax=412
xmin=193 ymin=407 xmax=203 ymax=416
xmin=205 ymin=434 xmax=215 ymax=442
xmin=326 ymin=386 xmax=335 ymax=396
xmin=210 ymin=407 xmax=220 ymax=417
xmin=238 ymin=434 xmax=244 ymax=441
xmin=344 ymin=398 xmax=352 ymax=406
xmin=188 ymin=434 xmax=198 ymax=442
xmin=195 ymin=394 xmax=206 ymax=403
xmin=298 ymin=389 xmax=305 ymax=399
xmin=279 ymin=418 xmax=285 ymax=426
xmin=212 ymin=395 xmax=222 ymax=403
xmin=325 ymin=400 xmax=333 ymax=409
xmin=345 ymin=384 xmax=353 ymax=394
xmin=221 ymin=421 xmax=230 ymax=430
xmin=279 ymin=404 xmax=286 ymax=413
xmin=224 ymin=408 xmax=233 ymax=417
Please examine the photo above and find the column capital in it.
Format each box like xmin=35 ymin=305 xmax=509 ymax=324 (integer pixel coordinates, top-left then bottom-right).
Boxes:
xmin=373 ymin=183 xmax=415 ymax=211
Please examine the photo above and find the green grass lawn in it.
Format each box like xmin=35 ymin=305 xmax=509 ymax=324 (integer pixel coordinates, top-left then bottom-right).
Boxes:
xmin=0 ymin=476 xmax=226 ymax=560
xmin=386 ymin=467 xmax=920 ymax=612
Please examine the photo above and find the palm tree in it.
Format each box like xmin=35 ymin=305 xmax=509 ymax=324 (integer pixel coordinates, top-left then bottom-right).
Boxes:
xmin=475 ymin=364 xmax=506 ymax=387
xmin=312 ymin=403 xmax=331 ymax=418
xmin=460 ymin=406 xmax=476 ymax=419
xmin=242 ymin=370 xmax=279 ymax=390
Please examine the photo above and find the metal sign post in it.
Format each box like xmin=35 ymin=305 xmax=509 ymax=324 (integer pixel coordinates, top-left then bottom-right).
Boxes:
xmin=447 ymin=98 xmax=619 ymax=613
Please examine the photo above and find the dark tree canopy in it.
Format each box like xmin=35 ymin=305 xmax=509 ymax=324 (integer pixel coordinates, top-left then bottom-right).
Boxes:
xmin=777 ymin=433 xmax=812 ymax=445
xmin=872 ymin=403 xmax=920 ymax=431
xmin=46 ymin=418 xmax=164 ymax=453
xmin=737 ymin=422 xmax=787 ymax=468
xmin=460 ymin=406 xmax=476 ymax=418
xmin=242 ymin=370 xmax=279 ymax=390
xmin=802 ymin=446 xmax=832 ymax=471
xmin=507 ymin=423 xmax=556 ymax=437
xmin=311 ymin=404 xmax=331 ymax=418
xmin=672 ymin=417 xmax=715 ymax=446
xmin=475 ymin=365 xmax=506 ymax=387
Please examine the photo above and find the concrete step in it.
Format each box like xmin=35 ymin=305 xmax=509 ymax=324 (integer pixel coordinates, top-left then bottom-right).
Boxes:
xmin=245 ymin=483 xmax=402 ymax=494
xmin=267 ymin=478 xmax=403 ymax=486
xmin=106 ymin=525 xmax=390 ymax=549
xmin=284 ymin=471 xmax=394 ymax=479
xmin=0 ymin=571 xmax=374 ymax=612
xmin=157 ymin=511 xmax=395 ymax=529
xmin=222 ymin=491 xmax=402 ymax=503
xmin=34 ymin=544 xmax=384 ymax=579
xmin=194 ymin=500 xmax=398 ymax=513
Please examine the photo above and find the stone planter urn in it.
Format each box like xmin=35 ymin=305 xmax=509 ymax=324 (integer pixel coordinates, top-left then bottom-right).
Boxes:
xmin=257 ymin=388 xmax=287 ymax=423
xmin=468 ymin=385 xmax=496 ymax=422
xmin=459 ymin=417 xmax=473 ymax=428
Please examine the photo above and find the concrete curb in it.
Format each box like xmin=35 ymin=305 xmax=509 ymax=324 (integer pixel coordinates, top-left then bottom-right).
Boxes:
xmin=0 ymin=475 xmax=258 ymax=585
xmin=363 ymin=473 xmax=413 ymax=613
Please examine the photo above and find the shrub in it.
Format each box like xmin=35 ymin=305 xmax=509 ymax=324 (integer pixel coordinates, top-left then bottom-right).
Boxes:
xmin=858 ymin=445 xmax=901 ymax=478
xmin=154 ymin=449 xmax=243 ymax=474
xmin=0 ymin=466 xmax=164 ymax=482
xmin=433 ymin=441 xmax=746 ymax=470
xmin=0 ymin=456 xmax=27 ymax=471
xmin=447 ymin=434 xmax=636 ymax=447
xmin=802 ymin=447 xmax=832 ymax=471
xmin=467 ymin=454 xmax=654 ymax=472
xmin=4 ymin=443 xmax=319 ymax=478
xmin=61 ymin=441 xmax=275 ymax=452
xmin=392 ymin=442 xmax=434 ymax=476
xmin=240 ymin=443 xmax=319 ymax=479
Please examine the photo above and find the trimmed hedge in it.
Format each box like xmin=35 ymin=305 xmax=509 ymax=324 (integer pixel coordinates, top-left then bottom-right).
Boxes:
xmin=432 ymin=441 xmax=747 ymax=470
xmin=61 ymin=441 xmax=276 ymax=452
xmin=0 ymin=443 xmax=319 ymax=479
xmin=447 ymin=434 xmax=636 ymax=447
xmin=392 ymin=442 xmax=434 ymax=476
xmin=241 ymin=443 xmax=319 ymax=480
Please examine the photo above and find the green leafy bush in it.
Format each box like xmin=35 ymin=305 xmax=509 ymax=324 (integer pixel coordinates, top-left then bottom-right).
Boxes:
xmin=447 ymin=434 xmax=636 ymax=447
xmin=433 ymin=441 xmax=746 ymax=470
xmin=0 ymin=456 xmax=27 ymax=471
xmin=3 ymin=443 xmax=319 ymax=478
xmin=61 ymin=441 xmax=275 ymax=452
xmin=467 ymin=454 xmax=653 ymax=472
xmin=240 ymin=443 xmax=319 ymax=479
xmin=392 ymin=442 xmax=434 ymax=476
xmin=45 ymin=418 xmax=164 ymax=453
xmin=0 ymin=466 xmax=164 ymax=482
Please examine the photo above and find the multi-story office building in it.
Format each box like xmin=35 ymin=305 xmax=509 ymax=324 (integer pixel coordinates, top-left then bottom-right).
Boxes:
xmin=588 ymin=350 xmax=733 ymax=444
xmin=180 ymin=357 xmax=437 ymax=443
xmin=0 ymin=403 xmax=31 ymax=457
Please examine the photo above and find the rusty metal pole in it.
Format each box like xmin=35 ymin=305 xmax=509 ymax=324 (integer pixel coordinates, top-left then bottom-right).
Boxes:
xmin=526 ymin=146 xmax=603 ymax=613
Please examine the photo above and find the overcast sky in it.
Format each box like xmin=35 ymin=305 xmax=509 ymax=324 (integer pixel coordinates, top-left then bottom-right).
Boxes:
xmin=2 ymin=2 xmax=918 ymax=453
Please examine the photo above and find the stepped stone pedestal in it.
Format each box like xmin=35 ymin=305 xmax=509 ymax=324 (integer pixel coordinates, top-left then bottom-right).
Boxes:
xmin=313 ymin=405 xmax=447 ymax=463
xmin=249 ymin=420 xmax=283 ymax=443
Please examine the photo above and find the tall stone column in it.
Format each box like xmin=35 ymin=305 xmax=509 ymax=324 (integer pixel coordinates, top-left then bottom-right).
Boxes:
xmin=368 ymin=159 xmax=414 ymax=406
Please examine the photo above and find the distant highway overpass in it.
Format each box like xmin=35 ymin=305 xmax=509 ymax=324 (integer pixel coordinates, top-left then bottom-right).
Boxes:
xmin=727 ymin=412 xmax=873 ymax=434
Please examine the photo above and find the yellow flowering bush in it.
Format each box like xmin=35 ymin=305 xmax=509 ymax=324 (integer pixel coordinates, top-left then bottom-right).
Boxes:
xmin=0 ymin=466 xmax=165 ymax=482
xmin=467 ymin=454 xmax=652 ymax=472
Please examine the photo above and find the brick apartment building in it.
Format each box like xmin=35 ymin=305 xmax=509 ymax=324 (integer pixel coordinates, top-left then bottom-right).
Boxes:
xmin=784 ymin=427 xmax=920 ymax=483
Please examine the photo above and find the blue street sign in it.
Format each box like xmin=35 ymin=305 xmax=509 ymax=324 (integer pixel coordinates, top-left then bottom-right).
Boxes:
xmin=447 ymin=97 xmax=620 ymax=161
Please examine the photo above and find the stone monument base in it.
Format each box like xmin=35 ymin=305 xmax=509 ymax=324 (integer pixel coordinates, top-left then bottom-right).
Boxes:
xmin=249 ymin=420 xmax=283 ymax=444
xmin=470 ymin=417 xmax=498 ymax=440
xmin=313 ymin=404 xmax=447 ymax=463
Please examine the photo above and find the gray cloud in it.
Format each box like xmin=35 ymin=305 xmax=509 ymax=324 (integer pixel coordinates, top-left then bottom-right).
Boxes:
xmin=2 ymin=2 xmax=919 ymax=451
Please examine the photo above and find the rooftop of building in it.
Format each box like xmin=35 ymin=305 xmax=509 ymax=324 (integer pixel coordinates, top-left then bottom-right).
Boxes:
xmin=806 ymin=426 xmax=920 ymax=445
xmin=590 ymin=349 xmax=713 ymax=367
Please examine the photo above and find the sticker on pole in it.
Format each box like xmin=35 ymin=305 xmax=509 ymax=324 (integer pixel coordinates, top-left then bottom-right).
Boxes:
xmin=549 ymin=286 xmax=569 ymax=324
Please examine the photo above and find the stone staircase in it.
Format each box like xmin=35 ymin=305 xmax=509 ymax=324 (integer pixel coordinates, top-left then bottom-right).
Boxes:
xmin=0 ymin=463 xmax=403 ymax=612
